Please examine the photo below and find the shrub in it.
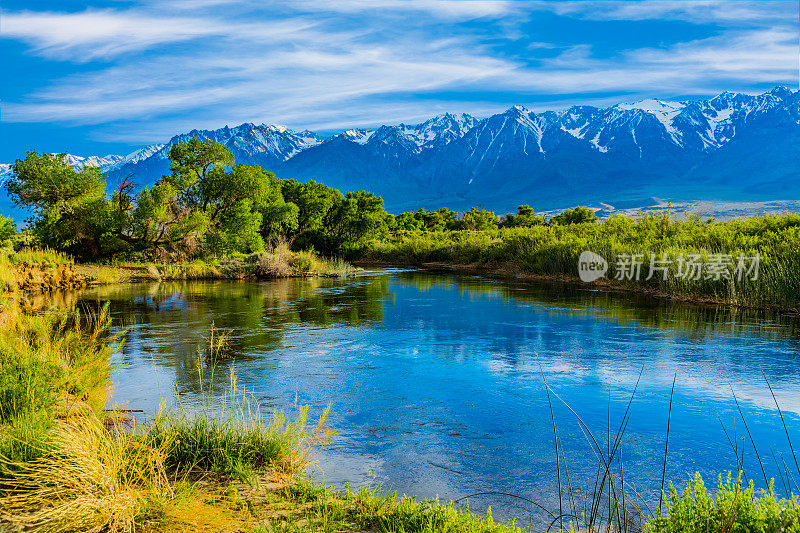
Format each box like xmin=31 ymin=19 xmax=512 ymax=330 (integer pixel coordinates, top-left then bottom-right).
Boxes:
xmin=647 ymin=472 xmax=800 ymax=532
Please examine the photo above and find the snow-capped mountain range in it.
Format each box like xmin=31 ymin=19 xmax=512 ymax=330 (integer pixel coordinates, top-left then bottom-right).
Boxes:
xmin=2 ymin=86 xmax=798 ymax=215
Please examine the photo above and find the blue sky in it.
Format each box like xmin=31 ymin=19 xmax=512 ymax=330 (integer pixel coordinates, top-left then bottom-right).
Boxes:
xmin=1 ymin=0 xmax=797 ymax=160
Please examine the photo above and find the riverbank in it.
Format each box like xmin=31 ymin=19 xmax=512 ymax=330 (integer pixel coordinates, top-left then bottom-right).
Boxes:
xmin=354 ymin=212 xmax=800 ymax=313
xmin=357 ymin=259 xmax=800 ymax=314
xmin=1 ymin=244 xmax=356 ymax=296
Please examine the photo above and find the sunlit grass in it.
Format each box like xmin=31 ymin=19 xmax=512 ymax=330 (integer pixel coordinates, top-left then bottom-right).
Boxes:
xmin=648 ymin=473 xmax=800 ymax=532
xmin=253 ymin=479 xmax=524 ymax=533
xmin=358 ymin=211 xmax=800 ymax=309
xmin=0 ymin=407 xmax=175 ymax=532
xmin=7 ymin=247 xmax=72 ymax=267
xmin=0 ymin=254 xmax=16 ymax=292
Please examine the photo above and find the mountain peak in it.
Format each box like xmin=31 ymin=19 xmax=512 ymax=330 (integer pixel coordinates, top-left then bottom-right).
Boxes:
xmin=769 ymin=85 xmax=793 ymax=98
xmin=506 ymin=104 xmax=529 ymax=115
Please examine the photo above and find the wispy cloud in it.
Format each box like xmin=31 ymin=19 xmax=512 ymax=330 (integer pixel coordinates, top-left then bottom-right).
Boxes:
xmin=1 ymin=9 xmax=321 ymax=60
xmin=1 ymin=0 xmax=797 ymax=145
xmin=536 ymin=0 xmax=795 ymax=23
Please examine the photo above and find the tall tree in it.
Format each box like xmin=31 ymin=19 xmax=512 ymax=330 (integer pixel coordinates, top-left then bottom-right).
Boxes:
xmin=6 ymin=152 xmax=112 ymax=258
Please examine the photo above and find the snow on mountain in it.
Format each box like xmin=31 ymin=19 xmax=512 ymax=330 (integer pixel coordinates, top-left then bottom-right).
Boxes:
xmin=118 ymin=144 xmax=166 ymax=166
xmin=400 ymin=112 xmax=478 ymax=149
xmin=615 ymin=99 xmax=685 ymax=143
xmin=341 ymin=129 xmax=375 ymax=145
xmin=162 ymin=122 xmax=322 ymax=164
xmin=2 ymin=86 xmax=797 ymax=215
xmin=0 ymin=165 xmax=11 ymax=186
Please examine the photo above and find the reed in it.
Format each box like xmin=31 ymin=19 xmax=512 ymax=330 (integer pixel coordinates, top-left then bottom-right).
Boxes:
xmin=356 ymin=211 xmax=800 ymax=310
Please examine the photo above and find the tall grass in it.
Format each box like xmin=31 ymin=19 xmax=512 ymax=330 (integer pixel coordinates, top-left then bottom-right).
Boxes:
xmin=91 ymin=245 xmax=356 ymax=283
xmin=0 ymin=254 xmax=16 ymax=292
xmin=255 ymin=479 xmax=524 ymax=533
xmin=0 ymin=302 xmax=117 ymax=464
xmin=148 ymin=388 xmax=333 ymax=483
xmin=0 ymin=261 xmax=339 ymax=531
xmin=253 ymin=241 xmax=357 ymax=278
xmin=0 ymin=407 xmax=175 ymax=532
xmin=7 ymin=247 xmax=72 ymax=267
xmin=356 ymin=211 xmax=800 ymax=309
xmin=495 ymin=367 xmax=800 ymax=532
xmin=649 ymin=473 xmax=800 ymax=532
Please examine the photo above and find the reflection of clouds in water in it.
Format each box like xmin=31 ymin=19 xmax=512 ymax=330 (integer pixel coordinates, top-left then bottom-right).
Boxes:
xmin=484 ymin=349 xmax=800 ymax=417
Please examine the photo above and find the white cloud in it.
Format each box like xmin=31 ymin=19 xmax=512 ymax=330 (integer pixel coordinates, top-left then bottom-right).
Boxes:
xmin=0 ymin=9 xmax=319 ymax=60
xmin=1 ymin=0 xmax=797 ymax=143
xmin=536 ymin=0 xmax=795 ymax=24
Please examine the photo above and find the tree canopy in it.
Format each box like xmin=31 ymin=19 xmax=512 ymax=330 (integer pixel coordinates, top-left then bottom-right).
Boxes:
xmin=5 ymin=140 xmax=389 ymax=260
xmin=549 ymin=206 xmax=598 ymax=225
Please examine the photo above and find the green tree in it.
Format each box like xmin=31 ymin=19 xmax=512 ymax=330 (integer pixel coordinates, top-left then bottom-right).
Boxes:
xmin=199 ymin=164 xmax=278 ymax=254
xmin=6 ymin=152 xmax=113 ymax=258
xmin=549 ymin=206 xmax=598 ymax=225
xmin=436 ymin=207 xmax=459 ymax=230
xmin=167 ymin=138 xmax=235 ymax=194
xmin=118 ymin=142 xmax=290 ymax=256
xmin=280 ymin=180 xmax=388 ymax=253
xmin=501 ymin=205 xmax=545 ymax=228
xmin=124 ymin=180 xmax=209 ymax=254
xmin=0 ymin=216 xmax=15 ymax=248
xmin=280 ymin=179 xmax=338 ymax=238
xmin=459 ymin=207 xmax=498 ymax=230
xmin=334 ymin=191 xmax=389 ymax=245
xmin=394 ymin=211 xmax=423 ymax=231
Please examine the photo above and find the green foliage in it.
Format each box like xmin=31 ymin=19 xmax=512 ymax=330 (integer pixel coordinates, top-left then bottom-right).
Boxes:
xmin=394 ymin=207 xmax=460 ymax=232
xmin=258 ymin=478 xmax=523 ymax=533
xmin=149 ymin=400 xmax=299 ymax=482
xmin=357 ymin=211 xmax=800 ymax=309
xmin=6 ymin=152 xmax=113 ymax=258
xmin=281 ymin=180 xmax=389 ymax=254
xmin=501 ymin=205 xmax=545 ymax=228
xmin=550 ymin=205 xmax=598 ymax=225
xmin=166 ymin=137 xmax=235 ymax=192
xmin=0 ymin=216 xmax=14 ymax=248
xmin=6 ymin=140 xmax=389 ymax=261
xmin=0 ymin=303 xmax=116 ymax=465
xmin=393 ymin=206 xmax=502 ymax=232
xmin=460 ymin=207 xmax=498 ymax=230
xmin=126 ymin=179 xmax=210 ymax=253
xmin=648 ymin=472 xmax=800 ymax=532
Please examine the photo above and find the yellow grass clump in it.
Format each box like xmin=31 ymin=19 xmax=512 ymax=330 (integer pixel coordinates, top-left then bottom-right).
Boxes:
xmin=0 ymin=407 xmax=175 ymax=533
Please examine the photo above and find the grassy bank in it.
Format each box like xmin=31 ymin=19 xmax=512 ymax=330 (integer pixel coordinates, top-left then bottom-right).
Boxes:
xmin=355 ymin=211 xmax=800 ymax=310
xmin=1 ymin=243 xmax=355 ymax=294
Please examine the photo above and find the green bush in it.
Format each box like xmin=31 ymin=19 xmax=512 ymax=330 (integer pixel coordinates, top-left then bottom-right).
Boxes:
xmin=647 ymin=472 xmax=800 ymax=532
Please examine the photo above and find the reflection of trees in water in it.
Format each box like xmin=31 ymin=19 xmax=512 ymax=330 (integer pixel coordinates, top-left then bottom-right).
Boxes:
xmin=65 ymin=271 xmax=800 ymax=397
xmin=392 ymin=271 xmax=800 ymax=384
xmin=73 ymin=277 xmax=391 ymax=395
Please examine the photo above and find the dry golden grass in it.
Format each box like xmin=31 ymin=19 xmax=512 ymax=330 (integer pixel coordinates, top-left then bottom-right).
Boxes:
xmin=0 ymin=407 xmax=175 ymax=532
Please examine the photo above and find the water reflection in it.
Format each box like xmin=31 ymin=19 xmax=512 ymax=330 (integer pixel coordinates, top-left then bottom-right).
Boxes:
xmin=69 ymin=269 xmax=800 ymax=524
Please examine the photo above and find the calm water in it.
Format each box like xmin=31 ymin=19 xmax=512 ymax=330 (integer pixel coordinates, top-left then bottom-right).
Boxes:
xmin=74 ymin=269 xmax=800 ymax=525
